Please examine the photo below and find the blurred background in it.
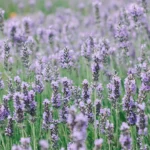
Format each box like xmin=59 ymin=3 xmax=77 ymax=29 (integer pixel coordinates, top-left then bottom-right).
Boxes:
xmin=0 ymin=0 xmax=71 ymax=19
xmin=0 ymin=0 xmax=138 ymax=19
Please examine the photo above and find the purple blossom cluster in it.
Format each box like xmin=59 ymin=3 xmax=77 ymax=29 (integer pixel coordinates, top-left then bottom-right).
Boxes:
xmin=0 ymin=0 xmax=149 ymax=149
xmin=107 ymin=75 xmax=121 ymax=108
xmin=67 ymin=112 xmax=88 ymax=150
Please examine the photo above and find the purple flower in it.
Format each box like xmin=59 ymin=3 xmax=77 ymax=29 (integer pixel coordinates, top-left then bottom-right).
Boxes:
xmin=95 ymin=99 xmax=101 ymax=116
xmin=96 ymin=83 xmax=103 ymax=99
xmin=39 ymin=140 xmax=49 ymax=150
xmin=119 ymin=134 xmax=132 ymax=150
xmin=14 ymin=76 xmax=21 ymax=92
xmin=62 ymin=77 xmax=72 ymax=102
xmin=0 ymin=9 xmax=5 ymax=32
xmin=82 ymin=79 xmax=91 ymax=103
xmin=127 ymin=111 xmax=137 ymax=126
xmin=51 ymin=81 xmax=61 ymax=108
xmin=13 ymin=92 xmax=24 ymax=123
xmin=5 ymin=116 xmax=13 ymax=137
xmin=21 ymin=44 xmax=30 ymax=68
xmin=68 ymin=113 xmax=88 ymax=150
xmin=91 ymin=52 xmax=101 ymax=83
xmin=136 ymin=103 xmax=148 ymax=135
xmin=4 ymin=41 xmax=11 ymax=71
xmin=67 ymin=106 xmax=77 ymax=131
xmin=22 ymin=17 xmax=32 ymax=34
xmin=129 ymin=4 xmax=144 ymax=22
xmin=119 ymin=122 xmax=132 ymax=150
xmin=27 ymin=90 xmax=37 ymax=120
xmin=42 ymin=99 xmax=52 ymax=129
xmin=107 ymin=75 xmax=121 ymax=108
xmin=0 ymin=105 xmax=9 ymax=121
xmin=98 ymin=39 xmax=110 ymax=63
xmin=99 ymin=108 xmax=110 ymax=134
xmin=49 ymin=120 xmax=59 ymax=149
xmin=93 ymin=0 xmax=101 ymax=25
xmin=81 ymin=36 xmax=94 ymax=61
xmin=20 ymin=137 xmax=31 ymax=150
xmin=94 ymin=138 xmax=103 ymax=150
xmin=12 ymin=145 xmax=22 ymax=150
xmin=120 ymin=122 xmax=130 ymax=131
xmin=32 ymin=75 xmax=44 ymax=94
xmin=105 ymin=120 xmax=114 ymax=142
xmin=59 ymin=47 xmax=74 ymax=69
xmin=124 ymin=74 xmax=136 ymax=94
xmin=8 ymin=21 xmax=18 ymax=42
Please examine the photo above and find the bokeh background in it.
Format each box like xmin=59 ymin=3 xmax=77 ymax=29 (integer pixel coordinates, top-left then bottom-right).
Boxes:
xmin=0 ymin=0 xmax=70 ymax=19
xmin=0 ymin=0 xmax=138 ymax=19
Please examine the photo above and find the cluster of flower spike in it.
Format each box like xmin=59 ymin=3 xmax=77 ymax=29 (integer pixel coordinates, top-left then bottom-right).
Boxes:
xmin=0 ymin=0 xmax=150 ymax=149
xmin=119 ymin=122 xmax=132 ymax=150
xmin=67 ymin=107 xmax=88 ymax=150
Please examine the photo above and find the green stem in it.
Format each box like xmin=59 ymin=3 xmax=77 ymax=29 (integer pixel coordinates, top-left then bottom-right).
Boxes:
xmin=32 ymin=123 xmax=36 ymax=150
xmin=0 ymin=134 xmax=6 ymax=150
xmin=94 ymin=89 xmax=97 ymax=140
xmin=116 ymin=109 xmax=119 ymax=149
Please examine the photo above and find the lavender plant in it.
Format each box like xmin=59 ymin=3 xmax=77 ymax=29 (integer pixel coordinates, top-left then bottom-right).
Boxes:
xmin=0 ymin=0 xmax=150 ymax=150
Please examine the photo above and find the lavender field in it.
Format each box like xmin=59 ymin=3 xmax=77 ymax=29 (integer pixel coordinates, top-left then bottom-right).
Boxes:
xmin=0 ymin=0 xmax=150 ymax=150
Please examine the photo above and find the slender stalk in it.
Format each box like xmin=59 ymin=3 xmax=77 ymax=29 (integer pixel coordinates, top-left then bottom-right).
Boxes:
xmin=32 ymin=123 xmax=36 ymax=150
